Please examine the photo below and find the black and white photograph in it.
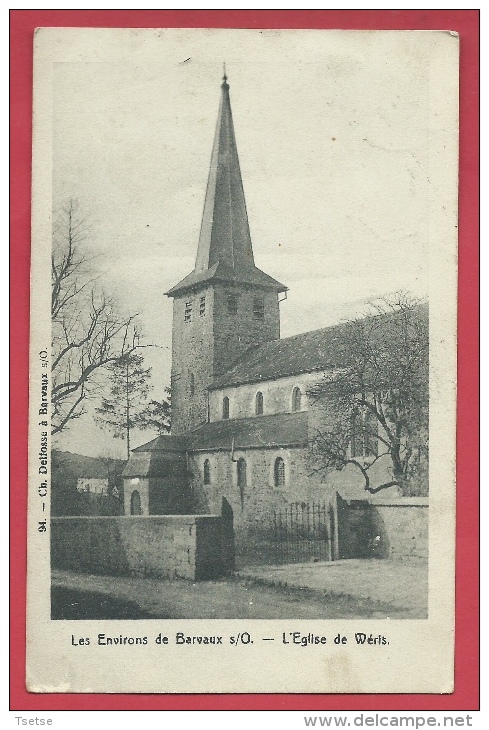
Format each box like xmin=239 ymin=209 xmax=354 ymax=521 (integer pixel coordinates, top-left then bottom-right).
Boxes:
xmin=28 ymin=28 xmax=458 ymax=693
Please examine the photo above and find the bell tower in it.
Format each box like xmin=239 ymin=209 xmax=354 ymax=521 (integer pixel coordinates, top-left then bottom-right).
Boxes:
xmin=166 ymin=70 xmax=287 ymax=434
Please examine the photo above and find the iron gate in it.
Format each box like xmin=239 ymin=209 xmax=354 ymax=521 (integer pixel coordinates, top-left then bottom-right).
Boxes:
xmin=271 ymin=502 xmax=335 ymax=564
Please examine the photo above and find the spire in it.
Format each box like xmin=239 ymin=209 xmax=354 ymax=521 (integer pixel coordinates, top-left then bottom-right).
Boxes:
xmin=194 ymin=67 xmax=255 ymax=274
xmin=166 ymin=71 xmax=286 ymax=297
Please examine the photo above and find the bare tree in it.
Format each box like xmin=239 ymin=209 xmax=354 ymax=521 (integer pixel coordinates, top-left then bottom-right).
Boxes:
xmin=51 ymin=199 xmax=140 ymax=435
xmin=308 ymin=293 xmax=429 ymax=496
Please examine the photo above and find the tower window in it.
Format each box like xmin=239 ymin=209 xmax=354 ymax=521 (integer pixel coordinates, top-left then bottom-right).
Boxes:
xmin=222 ymin=396 xmax=230 ymax=420
xmin=274 ymin=457 xmax=286 ymax=488
xmin=199 ymin=296 xmax=206 ymax=316
xmin=292 ymin=387 xmax=302 ymax=412
xmin=253 ymin=297 xmax=265 ymax=320
xmin=227 ymin=293 xmax=238 ymax=315
xmin=189 ymin=372 xmax=195 ymax=396
xmin=184 ymin=301 xmax=192 ymax=322
xmin=203 ymin=459 xmax=211 ymax=485
xmin=237 ymin=458 xmax=247 ymax=509
xmin=255 ymin=391 xmax=264 ymax=415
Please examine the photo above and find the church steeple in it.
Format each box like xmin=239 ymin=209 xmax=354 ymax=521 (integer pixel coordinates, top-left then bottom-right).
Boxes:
xmin=167 ymin=71 xmax=287 ymax=433
xmin=166 ymin=71 xmax=286 ymax=297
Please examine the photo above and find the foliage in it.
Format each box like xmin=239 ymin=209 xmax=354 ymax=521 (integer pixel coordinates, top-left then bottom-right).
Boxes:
xmin=308 ymin=293 xmax=429 ymax=496
xmin=95 ymin=351 xmax=172 ymax=457
xmin=136 ymin=387 xmax=172 ymax=435
xmin=95 ymin=353 xmax=152 ymax=459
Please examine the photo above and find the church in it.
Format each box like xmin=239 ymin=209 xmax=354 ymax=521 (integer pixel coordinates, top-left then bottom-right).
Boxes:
xmin=122 ymin=71 xmax=416 ymax=559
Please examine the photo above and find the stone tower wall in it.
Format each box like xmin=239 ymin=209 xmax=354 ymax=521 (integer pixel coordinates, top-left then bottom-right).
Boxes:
xmin=170 ymin=283 xmax=280 ymax=433
xmin=212 ymin=285 xmax=280 ymax=376
xmin=170 ymin=287 xmax=215 ymax=433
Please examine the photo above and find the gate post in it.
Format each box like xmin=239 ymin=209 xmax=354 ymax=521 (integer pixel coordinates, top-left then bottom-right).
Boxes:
xmin=332 ymin=493 xmax=340 ymax=561
xmin=221 ymin=497 xmax=235 ymax=572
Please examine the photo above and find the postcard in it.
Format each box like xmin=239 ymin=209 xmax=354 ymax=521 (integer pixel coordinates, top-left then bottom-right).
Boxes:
xmin=27 ymin=28 xmax=459 ymax=693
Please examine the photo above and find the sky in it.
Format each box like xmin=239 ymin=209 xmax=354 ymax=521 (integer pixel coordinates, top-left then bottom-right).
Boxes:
xmin=50 ymin=29 xmax=431 ymax=457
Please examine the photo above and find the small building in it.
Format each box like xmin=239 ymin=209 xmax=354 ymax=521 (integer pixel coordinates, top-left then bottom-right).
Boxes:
xmin=53 ymin=450 xmax=125 ymax=516
xmin=122 ymin=436 xmax=190 ymax=516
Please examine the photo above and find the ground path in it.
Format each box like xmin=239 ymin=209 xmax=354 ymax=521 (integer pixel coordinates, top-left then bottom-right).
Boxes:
xmin=238 ymin=558 xmax=428 ymax=616
xmin=52 ymin=561 xmax=426 ymax=620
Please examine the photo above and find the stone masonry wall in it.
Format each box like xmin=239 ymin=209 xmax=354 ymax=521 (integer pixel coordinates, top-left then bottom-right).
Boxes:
xmin=51 ymin=515 xmax=232 ymax=580
xmin=124 ymin=478 xmax=149 ymax=515
xmin=190 ymin=447 xmax=329 ymax=531
xmin=335 ymin=496 xmax=428 ymax=560
xmin=369 ymin=498 xmax=429 ymax=559
xmin=208 ymin=371 xmax=320 ymax=422
xmin=189 ymin=446 xmax=341 ymax=565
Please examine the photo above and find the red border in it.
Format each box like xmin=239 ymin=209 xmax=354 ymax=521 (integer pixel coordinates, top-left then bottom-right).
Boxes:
xmin=10 ymin=10 xmax=479 ymax=711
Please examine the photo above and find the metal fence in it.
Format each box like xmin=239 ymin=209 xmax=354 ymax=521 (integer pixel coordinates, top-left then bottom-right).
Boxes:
xmin=271 ymin=501 xmax=335 ymax=564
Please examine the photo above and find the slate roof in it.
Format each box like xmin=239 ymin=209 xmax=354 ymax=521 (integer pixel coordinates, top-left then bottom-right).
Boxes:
xmin=132 ymin=412 xmax=308 ymax=455
xmin=188 ymin=412 xmax=308 ymax=451
xmin=209 ymin=323 xmax=349 ymax=389
xmin=165 ymin=75 xmax=287 ymax=298
xmin=165 ymin=260 xmax=286 ymax=297
xmin=132 ymin=435 xmax=188 ymax=453
xmin=122 ymin=452 xmax=153 ymax=478
xmin=122 ymin=449 xmax=186 ymax=478
xmin=210 ymin=303 xmax=429 ymax=390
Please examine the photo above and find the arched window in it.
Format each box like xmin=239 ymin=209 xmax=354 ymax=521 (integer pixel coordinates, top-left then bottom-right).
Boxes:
xmin=255 ymin=391 xmax=264 ymax=415
xmin=350 ymin=410 xmax=362 ymax=458
xmin=274 ymin=457 xmax=286 ymax=488
xmin=364 ymin=410 xmax=379 ymax=457
xmin=203 ymin=459 xmax=211 ymax=485
xmin=189 ymin=372 xmax=195 ymax=396
xmin=130 ymin=490 xmax=141 ymax=515
xmin=222 ymin=396 xmax=230 ymax=420
xmin=350 ymin=409 xmax=378 ymax=458
xmin=237 ymin=458 xmax=247 ymax=508
xmin=292 ymin=386 xmax=302 ymax=412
